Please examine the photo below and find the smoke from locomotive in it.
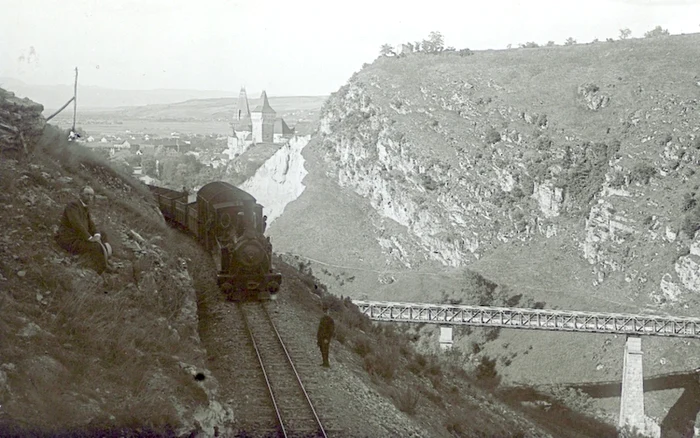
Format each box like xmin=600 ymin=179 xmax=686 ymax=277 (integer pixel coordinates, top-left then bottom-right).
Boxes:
xmin=148 ymin=181 xmax=281 ymax=300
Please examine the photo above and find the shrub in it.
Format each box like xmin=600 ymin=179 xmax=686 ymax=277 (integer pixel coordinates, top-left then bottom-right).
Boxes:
xmin=363 ymin=351 xmax=397 ymax=381
xmin=657 ymin=133 xmax=672 ymax=146
xmin=629 ymin=161 xmax=656 ymax=184
xmin=644 ymin=25 xmax=670 ymax=38
xmin=477 ymin=356 xmax=497 ymax=379
xmin=519 ymin=42 xmax=539 ymax=48
xmin=407 ymin=353 xmax=427 ymax=375
xmin=536 ymin=135 xmax=552 ymax=150
xmin=682 ymin=192 xmax=697 ymax=212
xmin=485 ymin=327 xmax=501 ymax=342
xmin=681 ymin=208 xmax=700 ymax=238
xmin=352 ymin=335 xmax=373 ymax=357
xmin=391 ymin=388 xmax=420 ymax=415
xmin=505 ymin=294 xmax=523 ymax=307
xmin=460 ymin=269 xmax=498 ymax=305
xmin=536 ymin=113 xmax=548 ymax=128
xmin=421 ymin=173 xmax=439 ymax=191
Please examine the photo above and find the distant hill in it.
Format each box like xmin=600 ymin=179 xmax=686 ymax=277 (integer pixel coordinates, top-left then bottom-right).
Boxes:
xmin=71 ymin=95 xmax=329 ymax=122
xmin=0 ymin=77 xmax=244 ymax=111
xmin=0 ymin=77 xmax=327 ymax=120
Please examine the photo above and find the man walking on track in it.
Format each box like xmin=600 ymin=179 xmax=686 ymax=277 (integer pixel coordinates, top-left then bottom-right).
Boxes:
xmin=317 ymin=305 xmax=335 ymax=368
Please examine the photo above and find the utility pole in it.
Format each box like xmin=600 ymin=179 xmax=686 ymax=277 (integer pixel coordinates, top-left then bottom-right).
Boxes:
xmin=72 ymin=67 xmax=78 ymax=133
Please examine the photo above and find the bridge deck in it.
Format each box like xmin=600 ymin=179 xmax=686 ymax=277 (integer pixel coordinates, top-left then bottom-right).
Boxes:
xmin=352 ymin=300 xmax=700 ymax=339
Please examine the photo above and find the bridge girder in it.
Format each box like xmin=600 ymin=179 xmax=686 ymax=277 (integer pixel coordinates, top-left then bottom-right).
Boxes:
xmin=352 ymin=300 xmax=700 ymax=339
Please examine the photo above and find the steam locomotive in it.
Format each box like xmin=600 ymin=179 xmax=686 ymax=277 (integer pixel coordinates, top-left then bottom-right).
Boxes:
xmin=148 ymin=181 xmax=281 ymax=300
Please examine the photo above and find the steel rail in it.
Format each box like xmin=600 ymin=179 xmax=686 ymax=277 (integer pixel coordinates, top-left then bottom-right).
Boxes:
xmin=262 ymin=304 xmax=328 ymax=438
xmin=239 ymin=303 xmax=288 ymax=437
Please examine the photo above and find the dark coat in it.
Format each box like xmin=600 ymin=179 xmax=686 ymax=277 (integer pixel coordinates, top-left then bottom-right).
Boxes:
xmin=317 ymin=315 xmax=335 ymax=343
xmin=56 ymin=200 xmax=97 ymax=247
xmin=55 ymin=200 xmax=109 ymax=273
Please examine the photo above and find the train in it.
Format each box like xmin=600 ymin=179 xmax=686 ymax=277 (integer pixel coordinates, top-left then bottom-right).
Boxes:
xmin=148 ymin=181 xmax=282 ymax=301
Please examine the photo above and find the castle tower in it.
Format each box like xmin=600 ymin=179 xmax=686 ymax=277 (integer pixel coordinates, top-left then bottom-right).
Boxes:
xmin=232 ymin=87 xmax=252 ymax=138
xmin=250 ymin=90 xmax=276 ymax=144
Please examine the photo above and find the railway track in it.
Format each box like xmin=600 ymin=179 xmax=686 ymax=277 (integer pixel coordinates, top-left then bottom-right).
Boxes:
xmin=238 ymin=302 xmax=328 ymax=438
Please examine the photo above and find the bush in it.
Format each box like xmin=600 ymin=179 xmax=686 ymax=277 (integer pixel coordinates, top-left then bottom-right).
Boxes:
xmin=390 ymin=388 xmax=420 ymax=415
xmin=421 ymin=173 xmax=439 ymax=191
xmin=563 ymin=141 xmax=618 ymax=214
xmin=406 ymin=353 xmax=427 ymax=375
xmin=644 ymin=25 xmax=670 ymax=38
xmin=657 ymin=133 xmax=672 ymax=146
xmin=682 ymin=193 xmax=697 ymax=212
xmin=681 ymin=208 xmax=700 ymax=238
xmin=485 ymin=129 xmax=501 ymax=145
xmin=364 ymin=351 xmax=397 ymax=381
xmin=536 ymin=135 xmax=552 ymax=150
xmin=460 ymin=269 xmax=498 ymax=305
xmin=352 ymin=335 xmax=373 ymax=357
xmin=629 ymin=161 xmax=657 ymax=184
xmin=476 ymin=356 xmax=497 ymax=379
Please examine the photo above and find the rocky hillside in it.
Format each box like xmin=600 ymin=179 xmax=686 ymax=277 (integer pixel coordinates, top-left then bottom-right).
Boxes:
xmin=268 ymin=34 xmax=700 ymax=433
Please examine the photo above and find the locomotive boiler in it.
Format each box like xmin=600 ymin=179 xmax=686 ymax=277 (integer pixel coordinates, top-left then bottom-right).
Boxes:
xmin=148 ymin=181 xmax=281 ymax=300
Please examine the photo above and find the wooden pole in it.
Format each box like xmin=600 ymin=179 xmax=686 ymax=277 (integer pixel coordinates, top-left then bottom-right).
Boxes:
xmin=71 ymin=67 xmax=78 ymax=132
xmin=45 ymin=96 xmax=75 ymax=122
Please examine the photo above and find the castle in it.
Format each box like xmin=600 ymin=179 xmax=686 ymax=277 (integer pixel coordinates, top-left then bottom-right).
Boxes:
xmin=231 ymin=88 xmax=294 ymax=146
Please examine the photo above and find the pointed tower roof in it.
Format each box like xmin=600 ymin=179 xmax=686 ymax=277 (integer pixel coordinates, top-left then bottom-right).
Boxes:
xmin=252 ymin=91 xmax=276 ymax=115
xmin=236 ymin=87 xmax=251 ymax=119
xmin=233 ymin=87 xmax=252 ymax=131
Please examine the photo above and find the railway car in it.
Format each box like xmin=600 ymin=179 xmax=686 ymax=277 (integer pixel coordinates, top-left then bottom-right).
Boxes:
xmin=148 ymin=182 xmax=281 ymax=300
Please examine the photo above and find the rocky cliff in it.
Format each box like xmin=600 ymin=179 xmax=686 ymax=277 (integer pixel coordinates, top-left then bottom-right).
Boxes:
xmin=275 ymin=34 xmax=700 ymax=313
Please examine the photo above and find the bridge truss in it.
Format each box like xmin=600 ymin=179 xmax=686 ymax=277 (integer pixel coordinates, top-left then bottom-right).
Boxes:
xmin=352 ymin=300 xmax=700 ymax=339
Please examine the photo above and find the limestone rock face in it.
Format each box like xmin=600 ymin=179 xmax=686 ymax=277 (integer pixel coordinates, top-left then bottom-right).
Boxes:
xmin=533 ymin=181 xmax=563 ymax=218
xmin=577 ymin=83 xmax=610 ymax=111
xmin=675 ymin=252 xmax=700 ymax=293
xmin=241 ymin=135 xmax=310 ymax=225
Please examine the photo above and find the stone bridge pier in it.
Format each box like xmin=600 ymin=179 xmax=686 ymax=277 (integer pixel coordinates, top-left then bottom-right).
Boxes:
xmin=619 ymin=336 xmax=660 ymax=437
xmin=439 ymin=326 xmax=453 ymax=350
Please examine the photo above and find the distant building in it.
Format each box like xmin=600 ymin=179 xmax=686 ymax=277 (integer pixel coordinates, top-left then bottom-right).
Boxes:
xmin=274 ymin=118 xmax=295 ymax=143
xmin=230 ymin=88 xmax=294 ymax=147
xmin=232 ymin=88 xmax=253 ymax=143
xmin=251 ymin=91 xmax=276 ymax=144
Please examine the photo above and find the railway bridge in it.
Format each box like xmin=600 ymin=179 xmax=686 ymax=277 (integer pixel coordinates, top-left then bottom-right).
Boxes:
xmin=352 ymin=300 xmax=700 ymax=436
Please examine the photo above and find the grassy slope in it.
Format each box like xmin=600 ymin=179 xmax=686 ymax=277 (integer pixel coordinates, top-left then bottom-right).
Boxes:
xmin=0 ymin=124 xmax=222 ymax=434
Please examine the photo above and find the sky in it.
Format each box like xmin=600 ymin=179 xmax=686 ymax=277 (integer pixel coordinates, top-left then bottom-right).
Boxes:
xmin=1 ymin=0 xmax=700 ymax=96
